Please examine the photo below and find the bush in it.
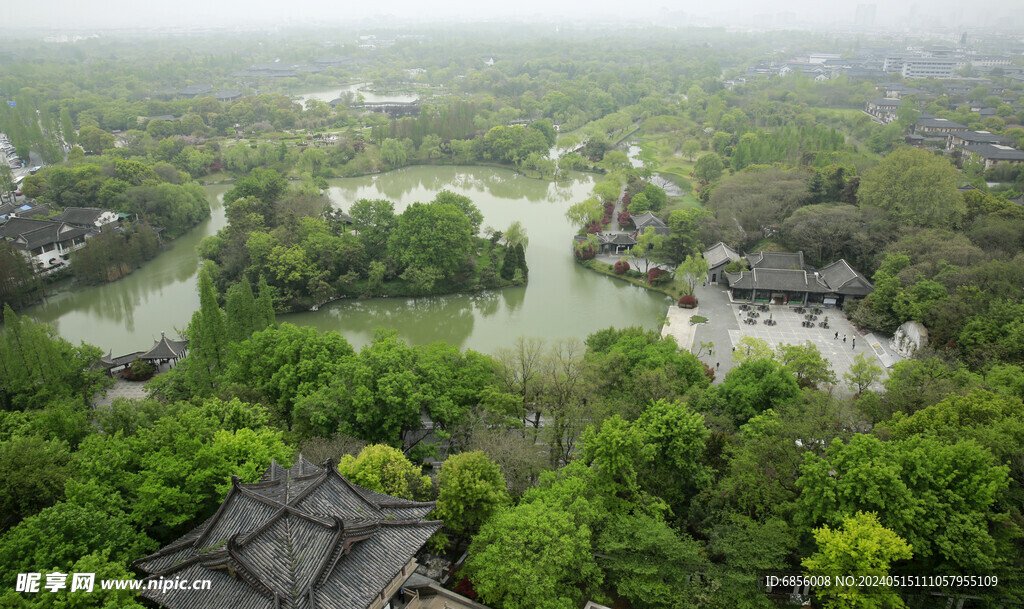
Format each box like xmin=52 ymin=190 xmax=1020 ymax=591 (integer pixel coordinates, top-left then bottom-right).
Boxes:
xmin=617 ymin=211 xmax=633 ymax=228
xmin=649 ymin=268 xmax=669 ymax=284
xmin=575 ymin=244 xmax=596 ymax=260
xmin=690 ymin=315 xmax=708 ymax=324
xmin=613 ymin=260 xmax=630 ymax=275
xmin=124 ymin=359 xmax=155 ymax=381
xmin=679 ymin=294 xmax=698 ymax=308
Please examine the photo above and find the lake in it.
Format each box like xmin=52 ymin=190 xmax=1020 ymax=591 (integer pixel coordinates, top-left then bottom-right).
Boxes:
xmin=23 ymin=166 xmax=671 ymax=356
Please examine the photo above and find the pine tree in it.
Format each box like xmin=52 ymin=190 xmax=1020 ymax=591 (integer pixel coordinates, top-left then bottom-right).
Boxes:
xmin=225 ymin=277 xmax=257 ymax=343
xmin=255 ymin=275 xmax=276 ymax=331
xmin=195 ymin=267 xmax=227 ymax=375
xmin=500 ymin=245 xmax=516 ymax=280
xmin=514 ymin=244 xmax=528 ymax=278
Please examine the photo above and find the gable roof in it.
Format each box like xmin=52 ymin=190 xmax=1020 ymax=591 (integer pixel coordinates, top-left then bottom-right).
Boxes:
xmin=703 ymin=241 xmax=741 ymax=268
xmin=630 ymin=211 xmax=670 ymax=236
xmin=915 ymin=117 xmax=966 ymax=130
xmin=51 ymin=207 xmax=110 ymax=226
xmin=725 ymin=268 xmax=832 ymax=293
xmin=134 ymin=458 xmax=441 ymax=609
xmin=965 ymin=143 xmax=1024 ymax=161
xmin=746 ymin=251 xmax=805 ymax=271
xmin=818 ymin=259 xmax=874 ymax=295
xmin=0 ymin=217 xmax=93 ymax=251
xmin=953 ymin=130 xmax=1010 ymax=145
xmin=598 ymin=232 xmax=637 ymax=246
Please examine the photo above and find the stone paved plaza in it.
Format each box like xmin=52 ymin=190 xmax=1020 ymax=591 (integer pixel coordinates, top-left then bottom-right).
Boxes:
xmin=687 ymin=284 xmax=901 ymax=391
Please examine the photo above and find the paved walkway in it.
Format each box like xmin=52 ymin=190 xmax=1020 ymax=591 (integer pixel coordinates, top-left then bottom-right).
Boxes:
xmin=94 ymin=379 xmax=151 ymax=408
xmin=689 ymin=284 xmax=740 ymax=382
xmin=681 ymin=284 xmax=901 ymax=389
xmin=92 ymin=360 xmax=177 ymax=408
xmin=661 ymin=305 xmax=701 ymax=352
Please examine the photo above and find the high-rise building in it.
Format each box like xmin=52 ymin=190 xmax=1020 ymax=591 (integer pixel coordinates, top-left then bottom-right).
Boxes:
xmin=855 ymin=3 xmax=877 ymax=27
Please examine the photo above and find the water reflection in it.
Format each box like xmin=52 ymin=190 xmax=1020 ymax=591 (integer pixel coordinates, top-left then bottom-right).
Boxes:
xmin=327 ymin=167 xmax=589 ymax=210
xmin=23 ymin=167 xmax=671 ymax=356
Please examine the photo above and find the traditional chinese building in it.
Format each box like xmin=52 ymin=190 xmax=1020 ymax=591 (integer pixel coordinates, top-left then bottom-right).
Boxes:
xmin=134 ymin=457 xmax=442 ymax=609
xmin=724 ymin=253 xmax=873 ymax=307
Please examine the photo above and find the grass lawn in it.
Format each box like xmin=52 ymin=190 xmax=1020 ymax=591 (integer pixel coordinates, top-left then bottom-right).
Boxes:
xmin=747 ymin=237 xmax=790 ymax=252
xmin=581 ymin=259 xmax=688 ymax=300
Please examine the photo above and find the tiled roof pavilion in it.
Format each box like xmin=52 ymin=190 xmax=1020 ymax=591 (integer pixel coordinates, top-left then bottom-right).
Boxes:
xmin=134 ymin=457 xmax=441 ymax=609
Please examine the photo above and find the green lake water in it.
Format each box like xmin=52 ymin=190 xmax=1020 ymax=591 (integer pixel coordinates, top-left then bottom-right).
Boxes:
xmin=22 ymin=166 xmax=671 ymax=356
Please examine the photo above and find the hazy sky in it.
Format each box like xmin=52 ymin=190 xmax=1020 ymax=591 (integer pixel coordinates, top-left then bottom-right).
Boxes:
xmin=3 ymin=0 xmax=1022 ymax=31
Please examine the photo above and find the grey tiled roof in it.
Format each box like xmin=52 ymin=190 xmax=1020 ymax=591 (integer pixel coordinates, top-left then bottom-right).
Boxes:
xmin=727 ymin=257 xmax=873 ymax=296
xmin=965 ymin=143 xmax=1024 ymax=161
xmin=134 ymin=458 xmax=440 ymax=609
xmin=818 ymin=259 xmax=874 ymax=295
xmin=703 ymin=241 xmax=741 ymax=268
xmin=726 ymin=268 xmax=832 ymax=293
xmin=747 ymin=251 xmax=805 ymax=271
xmin=51 ymin=207 xmax=108 ymax=226
xmin=598 ymin=232 xmax=636 ymax=246
xmin=952 ymin=131 xmax=1009 ymax=145
xmin=139 ymin=332 xmax=189 ymax=360
xmin=0 ymin=217 xmax=93 ymax=251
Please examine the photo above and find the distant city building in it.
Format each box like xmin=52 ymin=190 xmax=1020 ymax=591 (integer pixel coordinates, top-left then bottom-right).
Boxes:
xmin=855 ymin=3 xmax=876 ymax=27
xmin=885 ymin=56 xmax=955 ymax=79
xmin=865 ymin=98 xmax=904 ymax=124
xmin=962 ymin=143 xmax=1024 ymax=170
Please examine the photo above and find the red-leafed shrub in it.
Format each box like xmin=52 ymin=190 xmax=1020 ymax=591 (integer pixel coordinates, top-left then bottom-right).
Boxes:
xmin=454 ymin=576 xmax=478 ymax=600
xmin=604 ymin=202 xmax=615 ymax=213
xmin=678 ymin=294 xmax=698 ymax=308
xmin=575 ymin=244 xmax=596 ymax=259
xmin=585 ymin=222 xmax=602 ymax=234
xmin=622 ymin=193 xmax=632 ymax=205
xmin=649 ymin=268 xmax=669 ymax=284
xmin=617 ymin=211 xmax=633 ymax=228
xmin=613 ymin=260 xmax=630 ymax=274
xmin=702 ymin=362 xmax=716 ymax=382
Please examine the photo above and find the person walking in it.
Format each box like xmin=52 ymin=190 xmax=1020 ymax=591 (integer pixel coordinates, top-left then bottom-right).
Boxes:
xmin=843 ymin=335 xmax=847 ymax=343
xmin=834 ymin=331 xmax=839 ymax=340
xmin=852 ymin=338 xmax=856 ymax=350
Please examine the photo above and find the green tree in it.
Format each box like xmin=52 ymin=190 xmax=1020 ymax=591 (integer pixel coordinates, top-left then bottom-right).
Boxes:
xmin=380 ymin=138 xmax=408 ymax=167
xmin=803 ymin=512 xmax=912 ymax=609
xmin=389 ymin=201 xmax=472 ymax=276
xmin=337 ymin=444 xmax=431 ymax=500
xmin=730 ymin=336 xmax=774 ymax=364
xmin=797 ymin=434 xmax=1008 ymax=572
xmin=677 ymin=254 xmax=710 ymax=296
xmin=694 ymin=152 xmax=724 ymax=183
xmin=719 ymin=359 xmax=800 ymax=425
xmin=224 ymin=277 xmax=257 ymax=343
xmin=434 ymin=190 xmax=483 ymax=235
xmin=465 ymin=466 xmax=602 ymax=609
xmin=255 ymin=274 xmax=276 ymax=330
xmin=433 ymin=451 xmax=509 ymax=539
xmin=0 ymin=435 xmax=71 ymax=530
xmin=681 ymin=139 xmax=702 ymax=161
xmin=844 ymin=353 xmax=884 ymax=395
xmin=76 ymin=125 xmax=114 ymax=154
xmin=777 ymin=341 xmax=837 ymax=389
xmin=565 ymin=196 xmax=603 ymax=229
xmin=598 ymin=512 xmax=708 ymax=609
xmin=858 ymin=148 xmax=964 ymax=228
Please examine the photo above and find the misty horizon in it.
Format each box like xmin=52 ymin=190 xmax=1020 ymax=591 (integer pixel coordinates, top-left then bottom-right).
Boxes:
xmin=2 ymin=0 xmax=1023 ymax=34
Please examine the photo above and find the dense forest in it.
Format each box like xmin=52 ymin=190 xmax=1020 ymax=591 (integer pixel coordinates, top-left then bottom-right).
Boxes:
xmin=2 ymin=24 xmax=1024 ymax=609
